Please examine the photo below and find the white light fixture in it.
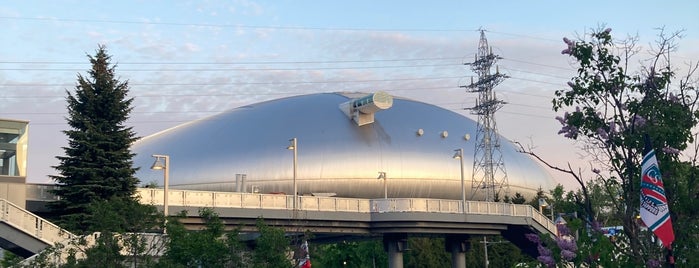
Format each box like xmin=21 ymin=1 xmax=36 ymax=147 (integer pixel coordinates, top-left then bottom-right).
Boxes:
xmin=377 ymin=171 xmax=387 ymax=199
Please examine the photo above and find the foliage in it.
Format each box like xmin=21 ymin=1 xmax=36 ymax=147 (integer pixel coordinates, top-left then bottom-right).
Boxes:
xmin=49 ymin=45 xmax=140 ymax=233
xmin=313 ymin=239 xmax=387 ymax=268
xmin=157 ymin=208 xmax=244 ymax=268
xmin=86 ymin=197 xmax=162 ymax=233
xmin=464 ymin=235 xmax=532 ymax=267
xmin=251 ymin=218 xmax=293 ymax=268
xmin=405 ymin=237 xmax=451 ymax=268
xmin=543 ymin=26 xmax=699 ymax=265
xmin=0 ymin=250 xmax=22 ymax=267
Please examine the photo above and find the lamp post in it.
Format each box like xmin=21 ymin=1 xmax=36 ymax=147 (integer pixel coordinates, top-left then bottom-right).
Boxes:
xmin=287 ymin=138 xmax=298 ymax=210
xmin=538 ymin=198 xmax=554 ymax=221
xmin=377 ymin=172 xmax=387 ymax=199
xmin=453 ymin=148 xmax=466 ymax=213
xmin=151 ymin=154 xmax=169 ymax=233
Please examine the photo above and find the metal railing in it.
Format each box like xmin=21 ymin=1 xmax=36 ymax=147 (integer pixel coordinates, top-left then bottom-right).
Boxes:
xmin=0 ymin=198 xmax=75 ymax=246
xmin=135 ymin=188 xmax=557 ymax=235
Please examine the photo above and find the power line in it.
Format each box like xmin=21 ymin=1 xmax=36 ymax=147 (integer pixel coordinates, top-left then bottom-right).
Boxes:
xmin=0 ymin=57 xmax=463 ymax=65
xmin=0 ymin=16 xmax=480 ymax=33
xmin=0 ymin=62 xmax=461 ymax=72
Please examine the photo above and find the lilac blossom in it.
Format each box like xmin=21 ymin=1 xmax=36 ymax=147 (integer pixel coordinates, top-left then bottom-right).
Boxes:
xmin=662 ymin=146 xmax=680 ymax=155
xmin=558 ymin=125 xmax=579 ymax=138
xmin=633 ymin=115 xmax=646 ymax=127
xmin=608 ymin=121 xmax=618 ymax=134
xmin=525 ymin=233 xmax=541 ymax=244
xmin=556 ymin=237 xmax=578 ymax=252
xmin=592 ymin=168 xmax=601 ymax=174
xmin=646 ymin=259 xmax=662 ymax=268
xmin=537 ymin=255 xmax=556 ymax=268
xmin=567 ymin=81 xmax=575 ymax=88
xmin=668 ymin=93 xmax=680 ymax=103
xmin=604 ymin=28 xmax=612 ymax=34
xmin=536 ymin=244 xmax=556 ymax=267
xmin=555 ymin=112 xmax=569 ymax=125
xmin=591 ymin=221 xmax=603 ymax=232
xmin=557 ymin=224 xmax=572 ymax=237
xmin=596 ymin=128 xmax=609 ymax=140
xmin=562 ymin=37 xmax=575 ymax=55
xmin=561 ymin=249 xmax=577 ymax=261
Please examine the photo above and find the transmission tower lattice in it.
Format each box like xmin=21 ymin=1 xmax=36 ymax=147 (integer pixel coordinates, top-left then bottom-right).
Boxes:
xmin=461 ymin=30 xmax=510 ymax=202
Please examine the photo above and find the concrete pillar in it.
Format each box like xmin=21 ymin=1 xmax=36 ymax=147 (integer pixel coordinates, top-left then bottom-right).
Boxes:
xmin=383 ymin=234 xmax=407 ymax=268
xmin=446 ymin=235 xmax=470 ymax=268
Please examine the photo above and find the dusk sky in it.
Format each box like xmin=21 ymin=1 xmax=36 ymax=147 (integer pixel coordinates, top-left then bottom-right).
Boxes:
xmin=1 ymin=1 xmax=697 ymax=190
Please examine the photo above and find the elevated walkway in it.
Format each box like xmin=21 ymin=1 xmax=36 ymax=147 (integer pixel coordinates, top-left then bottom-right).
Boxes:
xmin=3 ymin=187 xmax=557 ymax=267
xmin=0 ymin=198 xmax=74 ymax=258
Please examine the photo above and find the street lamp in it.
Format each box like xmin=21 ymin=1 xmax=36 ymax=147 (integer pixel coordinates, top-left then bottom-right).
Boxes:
xmin=287 ymin=138 xmax=298 ymax=210
xmin=453 ymin=148 xmax=466 ymax=212
xmin=151 ymin=154 xmax=169 ymax=233
xmin=538 ymin=198 xmax=554 ymax=220
xmin=377 ymin=172 xmax=387 ymax=199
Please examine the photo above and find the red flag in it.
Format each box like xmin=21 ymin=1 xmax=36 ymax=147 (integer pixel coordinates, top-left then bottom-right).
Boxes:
xmin=639 ymin=147 xmax=675 ymax=249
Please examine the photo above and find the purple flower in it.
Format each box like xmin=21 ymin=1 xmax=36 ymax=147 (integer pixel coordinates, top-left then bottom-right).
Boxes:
xmin=646 ymin=259 xmax=662 ymax=268
xmin=525 ymin=233 xmax=541 ymax=244
xmin=662 ymin=146 xmax=680 ymax=155
xmin=633 ymin=115 xmax=646 ymax=127
xmin=591 ymin=221 xmax=602 ymax=232
xmin=592 ymin=167 xmax=601 ymax=174
xmin=596 ymin=128 xmax=608 ymax=140
xmin=555 ymin=115 xmax=566 ymax=125
xmin=557 ymin=224 xmax=571 ymax=236
xmin=562 ymin=37 xmax=576 ymax=56
xmin=563 ymin=37 xmax=574 ymax=46
xmin=537 ymin=255 xmax=556 ymax=268
xmin=561 ymin=249 xmax=577 ymax=261
xmin=556 ymin=237 xmax=578 ymax=252
xmin=604 ymin=28 xmax=612 ymax=34
xmin=538 ymin=244 xmax=552 ymax=256
xmin=567 ymin=81 xmax=575 ymax=88
xmin=669 ymin=93 xmax=680 ymax=103
xmin=558 ymin=125 xmax=579 ymax=138
xmin=608 ymin=121 xmax=618 ymax=134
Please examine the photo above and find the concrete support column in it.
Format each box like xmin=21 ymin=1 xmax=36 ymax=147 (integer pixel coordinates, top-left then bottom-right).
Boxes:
xmin=383 ymin=234 xmax=407 ymax=268
xmin=446 ymin=235 xmax=470 ymax=268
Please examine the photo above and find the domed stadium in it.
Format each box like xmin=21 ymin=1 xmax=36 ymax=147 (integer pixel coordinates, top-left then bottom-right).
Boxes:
xmin=131 ymin=92 xmax=555 ymax=200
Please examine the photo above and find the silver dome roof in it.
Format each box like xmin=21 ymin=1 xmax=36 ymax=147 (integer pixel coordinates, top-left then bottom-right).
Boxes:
xmin=132 ymin=92 xmax=555 ymax=200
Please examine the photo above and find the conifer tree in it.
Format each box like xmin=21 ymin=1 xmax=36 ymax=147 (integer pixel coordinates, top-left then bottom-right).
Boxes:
xmin=49 ymin=45 xmax=139 ymax=232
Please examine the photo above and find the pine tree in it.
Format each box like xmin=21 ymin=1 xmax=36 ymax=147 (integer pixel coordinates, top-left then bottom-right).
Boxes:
xmin=49 ymin=45 xmax=139 ymax=233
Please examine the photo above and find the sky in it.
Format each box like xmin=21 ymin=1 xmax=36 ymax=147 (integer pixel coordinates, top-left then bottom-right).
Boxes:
xmin=1 ymin=1 xmax=698 ymax=190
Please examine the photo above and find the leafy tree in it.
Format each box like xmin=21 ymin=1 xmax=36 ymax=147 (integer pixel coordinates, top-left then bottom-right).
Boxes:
xmin=1 ymin=250 xmax=22 ymax=267
xmin=49 ymin=45 xmax=139 ymax=233
xmin=405 ymin=237 xmax=450 ymax=268
xmin=252 ymin=218 xmax=293 ymax=268
xmin=158 ymin=208 xmax=244 ymax=268
xmin=313 ymin=239 xmax=387 ymax=268
xmin=522 ymin=27 xmax=698 ymax=266
xmin=74 ymin=198 xmax=162 ymax=267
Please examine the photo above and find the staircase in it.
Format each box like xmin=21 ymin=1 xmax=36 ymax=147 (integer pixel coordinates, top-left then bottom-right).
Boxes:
xmin=0 ymin=198 xmax=75 ymax=257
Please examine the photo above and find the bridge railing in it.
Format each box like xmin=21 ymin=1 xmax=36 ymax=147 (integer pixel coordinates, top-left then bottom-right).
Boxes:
xmin=135 ymin=188 xmax=557 ymax=235
xmin=0 ymin=198 xmax=75 ymax=246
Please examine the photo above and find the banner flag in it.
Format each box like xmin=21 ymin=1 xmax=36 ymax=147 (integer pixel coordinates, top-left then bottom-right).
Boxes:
xmin=639 ymin=145 xmax=675 ymax=249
